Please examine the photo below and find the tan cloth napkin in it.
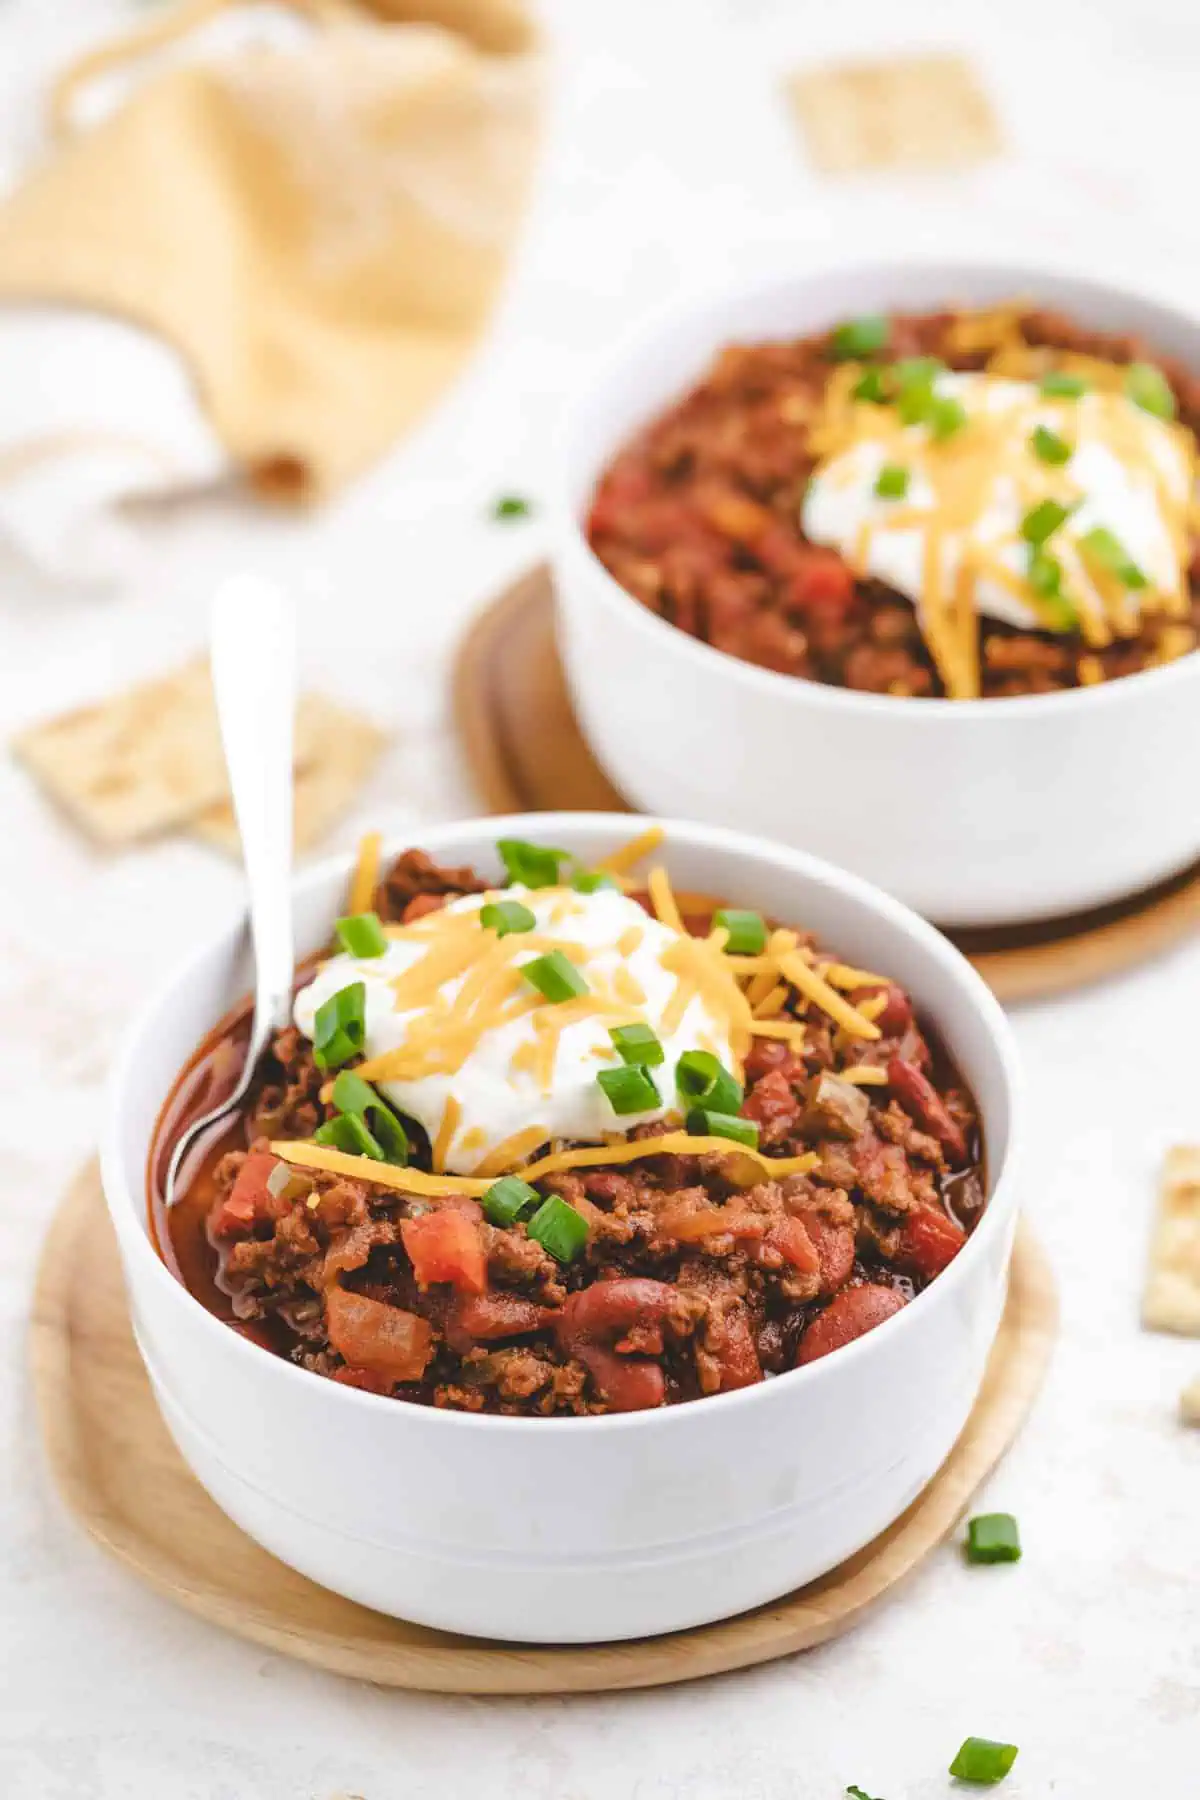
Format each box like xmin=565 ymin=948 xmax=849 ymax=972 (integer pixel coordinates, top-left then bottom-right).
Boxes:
xmin=0 ymin=0 xmax=540 ymax=504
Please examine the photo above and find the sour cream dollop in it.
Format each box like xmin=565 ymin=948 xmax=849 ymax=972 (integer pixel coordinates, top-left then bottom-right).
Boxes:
xmin=294 ymin=885 xmax=735 ymax=1176
xmin=802 ymin=371 xmax=1192 ymax=638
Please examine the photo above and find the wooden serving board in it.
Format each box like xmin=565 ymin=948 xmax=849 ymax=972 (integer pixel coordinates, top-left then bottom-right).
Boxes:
xmin=454 ymin=566 xmax=1200 ymax=1004
xmin=31 ymin=1165 xmax=1056 ymax=1695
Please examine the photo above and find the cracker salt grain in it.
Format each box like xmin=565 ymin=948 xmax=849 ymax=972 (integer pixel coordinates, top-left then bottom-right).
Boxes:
xmin=786 ymin=54 xmax=1003 ymax=175
xmin=1143 ymin=1146 xmax=1200 ymax=1336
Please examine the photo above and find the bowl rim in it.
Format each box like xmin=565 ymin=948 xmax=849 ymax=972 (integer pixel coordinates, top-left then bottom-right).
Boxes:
xmin=551 ymin=250 xmax=1200 ymax=722
xmin=102 ymin=810 xmax=1026 ymax=1438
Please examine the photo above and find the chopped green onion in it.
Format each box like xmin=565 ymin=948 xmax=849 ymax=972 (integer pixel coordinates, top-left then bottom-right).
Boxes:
xmin=482 ymin=1175 xmax=540 ymax=1227
xmin=609 ymin=1022 xmax=665 ymax=1067
xmin=852 ymin=367 xmax=890 ymax=403
xmin=675 ymin=1049 xmax=743 ymax=1115
xmin=1026 ymin=550 xmax=1077 ymax=628
xmin=572 ymin=869 xmax=618 ymax=893
xmin=948 ymin=1738 xmax=1019 ymax=1784
xmin=526 ymin=1194 xmax=590 ymax=1262
xmin=492 ymin=493 xmax=532 ymax=520
xmin=1038 ymin=370 xmax=1087 ymax=398
xmin=480 ymin=898 xmax=536 ymax=937
xmin=897 ymin=385 xmax=936 ymax=427
xmin=598 ymin=1064 xmax=661 ymax=1116
xmin=1125 ymin=360 xmax=1176 ymax=420
xmin=874 ymin=464 xmax=910 ymax=501
xmin=892 ymin=355 xmax=945 ymax=389
xmin=329 ymin=1070 xmax=409 ymax=1164
xmin=686 ymin=1108 xmax=760 ymax=1149
xmin=712 ymin=907 xmax=768 ymax=953
xmin=845 ymin=1788 xmax=882 ymax=1800
xmin=928 ymin=395 xmax=967 ymax=442
xmin=521 ymin=949 xmax=589 ymax=1003
xmin=312 ymin=982 xmax=366 ymax=1071
xmin=1079 ymin=525 xmax=1148 ymax=588
xmin=1027 ymin=547 xmax=1063 ymax=598
xmin=334 ymin=912 xmax=388 ymax=959
xmin=497 ymin=837 xmax=569 ymax=889
xmin=314 ymin=1113 xmax=384 ymax=1160
xmin=1030 ymin=424 xmax=1071 ymax=466
xmin=965 ymin=1513 xmax=1022 ymax=1564
xmin=830 ymin=314 xmax=888 ymax=360
xmin=1020 ymin=499 xmax=1072 ymax=546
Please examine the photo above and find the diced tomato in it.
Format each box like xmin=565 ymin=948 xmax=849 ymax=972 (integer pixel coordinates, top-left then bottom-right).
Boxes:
xmin=796 ymin=551 xmax=855 ymax=610
xmin=764 ymin=1214 xmax=819 ymax=1275
xmin=401 ymin=1208 xmax=487 ymax=1294
xmin=887 ymin=1057 xmax=969 ymax=1164
xmin=742 ymin=1068 xmax=803 ymax=1140
xmin=210 ymin=1147 xmax=282 ymax=1238
xmin=325 ymin=1287 xmax=433 ymax=1384
xmin=796 ymin=1284 xmax=906 ymax=1366
xmin=898 ymin=1204 xmax=967 ymax=1281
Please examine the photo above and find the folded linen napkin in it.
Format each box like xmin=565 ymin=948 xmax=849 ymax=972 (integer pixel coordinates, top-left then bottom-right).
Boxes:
xmin=0 ymin=0 xmax=539 ymax=584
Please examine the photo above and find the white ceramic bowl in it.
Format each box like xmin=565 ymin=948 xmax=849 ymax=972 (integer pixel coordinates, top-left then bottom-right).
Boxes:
xmin=102 ymin=813 xmax=1023 ymax=1643
xmin=552 ymin=259 xmax=1200 ymax=926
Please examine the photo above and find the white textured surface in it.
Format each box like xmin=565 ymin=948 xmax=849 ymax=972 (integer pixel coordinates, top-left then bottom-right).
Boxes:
xmin=1 ymin=0 xmax=1200 ymax=1793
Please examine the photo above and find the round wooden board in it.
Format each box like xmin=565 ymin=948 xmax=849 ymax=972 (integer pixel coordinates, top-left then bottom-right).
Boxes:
xmin=454 ymin=565 xmax=1200 ymax=1003
xmin=31 ymin=1164 xmax=1056 ymax=1695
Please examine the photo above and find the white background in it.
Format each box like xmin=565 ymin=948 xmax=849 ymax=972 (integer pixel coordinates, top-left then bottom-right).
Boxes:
xmin=2 ymin=0 xmax=1200 ymax=1794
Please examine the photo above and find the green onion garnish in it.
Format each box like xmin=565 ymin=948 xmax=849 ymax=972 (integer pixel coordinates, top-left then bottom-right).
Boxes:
xmin=845 ymin=1788 xmax=882 ymax=1800
xmin=831 ymin=314 xmax=888 ymax=360
xmin=897 ymin=385 xmax=935 ymax=427
xmin=965 ymin=1513 xmax=1022 ymax=1564
xmin=526 ymin=1194 xmax=590 ymax=1262
xmin=892 ymin=356 xmax=945 ymax=388
xmin=852 ymin=368 xmax=890 ymax=403
xmin=1020 ymin=499 xmax=1072 ymax=546
xmin=312 ymin=982 xmax=366 ymax=1071
xmin=329 ymin=1070 xmax=409 ymax=1164
xmin=334 ymin=912 xmax=388 ymax=959
xmin=522 ymin=949 xmax=589 ymax=1003
xmin=492 ymin=493 xmax=532 ymax=520
xmin=572 ymin=869 xmax=619 ymax=894
xmin=686 ymin=1108 xmax=760 ymax=1149
xmin=1125 ymin=360 xmax=1176 ymax=420
xmin=1030 ymin=424 xmax=1071 ymax=466
xmin=609 ymin=1023 xmax=665 ymax=1066
xmin=480 ymin=898 xmax=536 ymax=937
xmin=314 ymin=1113 xmax=384 ymax=1160
xmin=948 ymin=1738 xmax=1019 ymax=1784
xmin=1038 ymin=370 xmax=1087 ymax=398
xmin=1079 ymin=525 xmax=1148 ymax=588
xmin=497 ymin=837 xmax=569 ymax=889
xmin=928 ymin=395 xmax=967 ymax=442
xmin=713 ymin=907 xmax=768 ymax=953
xmin=598 ymin=1064 xmax=661 ymax=1116
xmin=874 ymin=464 xmax=910 ymax=501
xmin=676 ymin=1049 xmax=743 ymax=1115
xmin=1027 ymin=547 xmax=1062 ymax=598
xmin=482 ymin=1175 xmax=540 ymax=1227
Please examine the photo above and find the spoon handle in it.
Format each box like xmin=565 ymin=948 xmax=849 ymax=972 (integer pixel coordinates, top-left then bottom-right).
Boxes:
xmin=209 ymin=576 xmax=296 ymax=1050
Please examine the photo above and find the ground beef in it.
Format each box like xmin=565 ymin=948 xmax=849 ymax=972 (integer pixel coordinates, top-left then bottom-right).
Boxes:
xmin=168 ymin=849 xmax=985 ymax=1417
xmin=586 ymin=306 xmax=1200 ymax=699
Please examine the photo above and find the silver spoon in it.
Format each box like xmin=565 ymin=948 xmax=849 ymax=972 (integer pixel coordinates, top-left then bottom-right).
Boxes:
xmin=165 ymin=575 xmax=296 ymax=1206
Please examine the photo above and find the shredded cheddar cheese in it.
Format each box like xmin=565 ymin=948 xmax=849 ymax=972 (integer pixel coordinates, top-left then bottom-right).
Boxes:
xmin=347 ymin=830 xmax=382 ymax=916
xmin=839 ymin=1065 xmax=889 ymax=1086
xmin=778 ymin=951 xmax=881 ymax=1040
xmin=598 ymin=824 xmax=666 ymax=876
